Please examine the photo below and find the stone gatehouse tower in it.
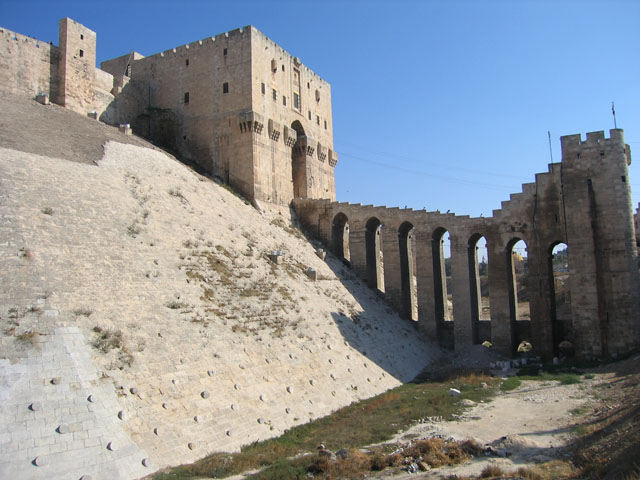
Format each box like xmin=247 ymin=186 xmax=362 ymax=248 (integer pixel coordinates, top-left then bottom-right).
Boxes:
xmin=101 ymin=26 xmax=338 ymax=205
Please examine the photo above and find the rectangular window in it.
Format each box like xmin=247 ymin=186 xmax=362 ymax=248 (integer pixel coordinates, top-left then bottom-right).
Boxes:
xmin=223 ymin=82 xmax=229 ymax=94
xmin=185 ymin=59 xmax=189 ymax=66
xmin=272 ymin=89 xmax=277 ymax=101
xmin=261 ymin=83 xmax=265 ymax=94
xmin=79 ymin=49 xmax=84 ymax=58
xmin=316 ymin=115 xmax=320 ymax=125
xmin=308 ymin=111 xmax=311 ymax=120
xmin=223 ymin=48 xmax=228 ymax=56
xmin=281 ymin=65 xmax=285 ymax=72
xmin=324 ymin=120 xmax=327 ymax=129
xmin=80 ymin=34 xmax=84 ymax=40
xmin=283 ymin=96 xmax=287 ymax=106
xmin=184 ymin=92 xmax=189 ymax=104
xmin=293 ymin=69 xmax=301 ymax=111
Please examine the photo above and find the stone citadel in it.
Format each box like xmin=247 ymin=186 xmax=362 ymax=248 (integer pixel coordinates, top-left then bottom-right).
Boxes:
xmin=1 ymin=16 xmax=640 ymax=480
xmin=2 ymin=16 xmax=639 ymax=360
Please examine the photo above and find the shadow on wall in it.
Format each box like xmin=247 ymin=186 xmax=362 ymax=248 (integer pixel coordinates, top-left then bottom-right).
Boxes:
xmin=320 ymin=250 xmax=434 ymax=383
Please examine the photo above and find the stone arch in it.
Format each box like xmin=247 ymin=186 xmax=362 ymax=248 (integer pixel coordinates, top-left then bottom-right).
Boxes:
xmin=398 ymin=221 xmax=417 ymax=320
xmin=468 ymin=233 xmax=490 ymax=344
xmin=291 ymin=121 xmax=307 ymax=198
xmin=365 ymin=217 xmax=384 ymax=292
xmin=549 ymin=241 xmax=571 ymax=356
xmin=506 ymin=238 xmax=528 ymax=354
xmin=331 ymin=212 xmax=350 ymax=263
xmin=508 ymin=238 xmax=528 ymax=321
xmin=432 ymin=227 xmax=450 ymax=324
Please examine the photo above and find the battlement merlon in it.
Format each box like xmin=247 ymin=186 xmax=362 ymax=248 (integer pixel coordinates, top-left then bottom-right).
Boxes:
xmin=102 ymin=25 xmax=328 ymax=84
xmin=561 ymin=129 xmax=630 ymax=165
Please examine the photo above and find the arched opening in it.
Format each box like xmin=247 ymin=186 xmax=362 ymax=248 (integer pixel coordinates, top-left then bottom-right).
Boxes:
xmin=365 ymin=217 xmax=384 ymax=293
xmin=549 ymin=242 xmax=571 ymax=356
xmin=468 ymin=234 xmax=490 ymax=344
xmin=506 ymin=238 xmax=529 ymax=354
xmin=510 ymin=239 xmax=529 ymax=321
xmin=291 ymin=121 xmax=307 ymax=198
xmin=398 ymin=222 xmax=417 ymax=320
xmin=331 ymin=213 xmax=350 ymax=264
xmin=433 ymin=228 xmax=453 ymax=322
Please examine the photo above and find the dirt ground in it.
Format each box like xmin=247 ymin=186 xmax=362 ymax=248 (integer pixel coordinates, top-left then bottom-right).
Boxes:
xmin=371 ymin=354 xmax=640 ymax=479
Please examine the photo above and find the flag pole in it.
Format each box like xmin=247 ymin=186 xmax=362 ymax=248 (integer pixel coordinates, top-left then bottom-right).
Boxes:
xmin=548 ymin=131 xmax=553 ymax=163
xmin=612 ymin=102 xmax=617 ymax=129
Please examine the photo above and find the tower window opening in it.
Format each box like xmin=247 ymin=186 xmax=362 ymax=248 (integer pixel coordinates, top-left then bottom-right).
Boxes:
xmin=80 ymin=34 xmax=84 ymax=40
xmin=223 ymin=82 xmax=229 ymax=94
xmin=223 ymin=48 xmax=228 ymax=56
xmin=283 ymin=96 xmax=287 ymax=106
xmin=272 ymin=89 xmax=277 ymax=101
xmin=308 ymin=111 xmax=311 ymax=120
xmin=316 ymin=115 xmax=320 ymax=125
xmin=184 ymin=92 xmax=189 ymax=104
xmin=79 ymin=49 xmax=84 ymax=57
xmin=261 ymin=83 xmax=265 ymax=94
xmin=186 ymin=59 xmax=189 ymax=66
xmin=324 ymin=120 xmax=327 ymax=129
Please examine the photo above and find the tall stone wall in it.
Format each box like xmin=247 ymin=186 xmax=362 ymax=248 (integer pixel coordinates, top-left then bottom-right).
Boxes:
xmin=250 ymin=28 xmax=336 ymax=204
xmin=0 ymin=27 xmax=59 ymax=99
xmin=295 ymin=130 xmax=640 ymax=360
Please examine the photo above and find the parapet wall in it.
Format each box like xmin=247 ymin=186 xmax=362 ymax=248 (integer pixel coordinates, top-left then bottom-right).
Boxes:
xmin=0 ymin=27 xmax=59 ymax=100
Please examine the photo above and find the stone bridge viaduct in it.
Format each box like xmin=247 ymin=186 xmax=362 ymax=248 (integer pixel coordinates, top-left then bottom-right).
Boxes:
xmin=294 ymin=130 xmax=640 ymax=360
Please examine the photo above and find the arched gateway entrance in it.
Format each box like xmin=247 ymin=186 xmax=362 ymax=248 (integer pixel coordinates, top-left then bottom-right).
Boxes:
xmin=291 ymin=121 xmax=307 ymax=198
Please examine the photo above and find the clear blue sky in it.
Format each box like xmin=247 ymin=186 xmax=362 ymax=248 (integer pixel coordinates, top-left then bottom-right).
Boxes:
xmin=2 ymin=0 xmax=639 ymax=218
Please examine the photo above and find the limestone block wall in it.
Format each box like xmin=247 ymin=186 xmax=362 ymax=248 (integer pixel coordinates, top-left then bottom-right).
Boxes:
xmin=250 ymin=28 xmax=336 ymax=204
xmin=58 ymin=18 xmax=99 ymax=114
xmin=103 ymin=25 xmax=337 ymax=206
xmin=124 ymin=28 xmax=254 ymax=188
xmin=0 ymin=27 xmax=59 ymax=100
xmin=294 ymin=130 xmax=640 ymax=360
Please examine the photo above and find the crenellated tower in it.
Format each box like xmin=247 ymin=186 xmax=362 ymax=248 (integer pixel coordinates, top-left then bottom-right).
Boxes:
xmin=57 ymin=18 xmax=97 ymax=112
xmin=560 ymin=129 xmax=639 ymax=358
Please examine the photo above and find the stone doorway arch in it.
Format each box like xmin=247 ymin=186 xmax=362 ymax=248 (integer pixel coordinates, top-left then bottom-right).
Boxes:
xmin=291 ymin=121 xmax=307 ymax=198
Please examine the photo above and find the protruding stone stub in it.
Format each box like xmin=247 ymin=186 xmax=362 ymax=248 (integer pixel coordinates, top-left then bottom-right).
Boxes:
xmin=142 ymin=458 xmax=152 ymax=467
xmin=35 ymin=94 xmax=50 ymax=105
xmin=201 ymin=391 xmax=210 ymax=399
xmin=29 ymin=402 xmax=42 ymax=411
xmin=316 ymin=248 xmax=326 ymax=260
xmin=267 ymin=250 xmax=284 ymax=264
xmin=117 ymin=410 xmax=125 ymax=420
xmin=107 ymin=441 xmax=116 ymax=451
xmin=306 ymin=267 xmax=317 ymax=281
xmin=118 ymin=124 xmax=132 ymax=135
xmin=188 ymin=442 xmax=196 ymax=450
xmin=33 ymin=456 xmax=46 ymax=467
xmin=50 ymin=377 xmax=60 ymax=385
xmin=57 ymin=424 xmax=70 ymax=434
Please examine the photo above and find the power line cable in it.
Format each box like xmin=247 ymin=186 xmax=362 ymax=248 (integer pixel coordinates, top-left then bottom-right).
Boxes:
xmin=335 ymin=140 xmax=531 ymax=181
xmin=338 ymin=152 xmax=518 ymax=192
